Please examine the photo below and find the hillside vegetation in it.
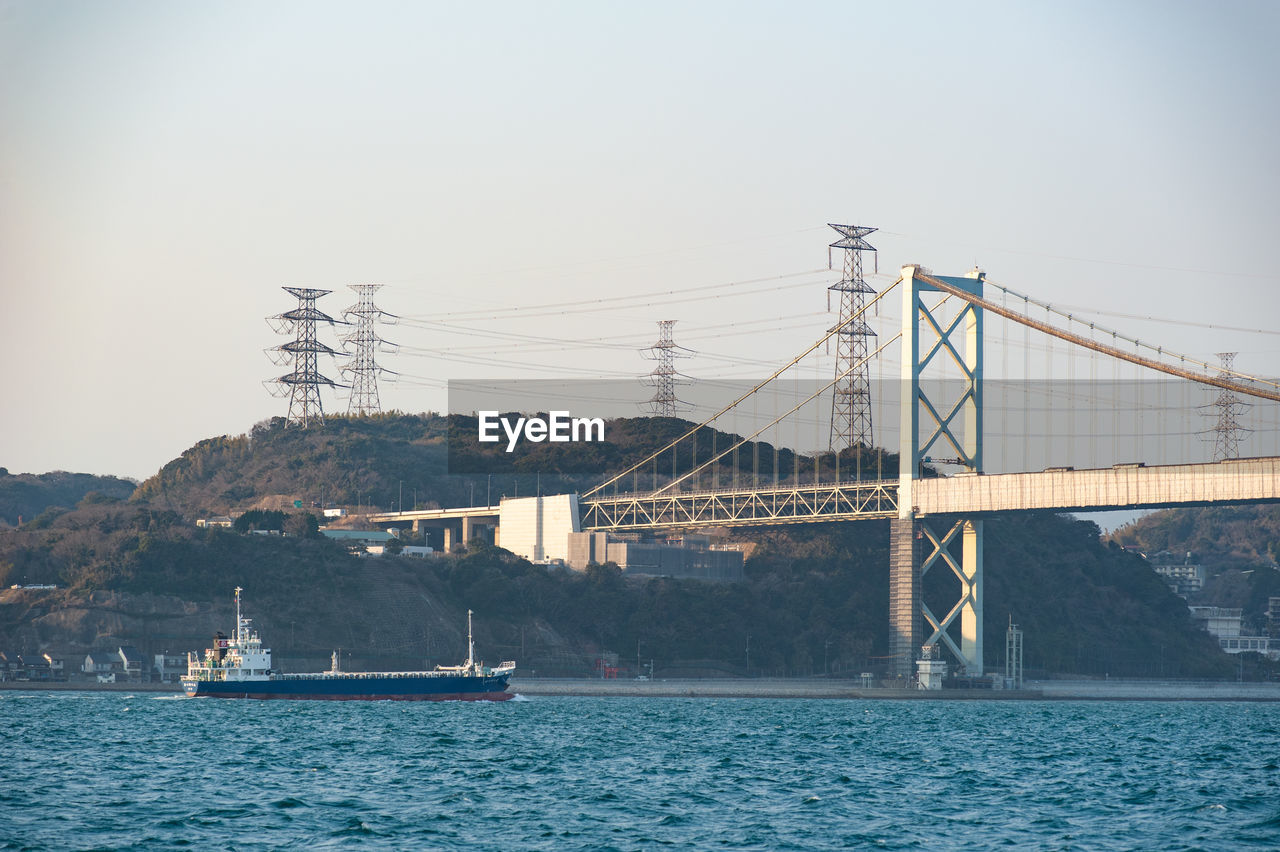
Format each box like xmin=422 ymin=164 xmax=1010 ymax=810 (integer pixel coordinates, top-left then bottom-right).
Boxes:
xmin=132 ymin=413 xmax=900 ymax=518
xmin=1110 ymin=505 xmax=1280 ymax=635
xmin=0 ymin=416 xmax=1250 ymax=679
xmin=1110 ymin=505 xmax=1280 ymax=568
xmin=0 ymin=468 xmax=136 ymax=527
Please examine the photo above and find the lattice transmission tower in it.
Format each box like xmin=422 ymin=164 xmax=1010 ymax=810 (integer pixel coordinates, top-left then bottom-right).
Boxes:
xmin=1202 ymin=351 xmax=1251 ymax=461
xmin=641 ymin=320 xmax=693 ymax=417
xmin=266 ymin=287 xmax=342 ymax=427
xmin=827 ymin=223 xmax=878 ymax=451
xmin=339 ymin=284 xmax=398 ymax=416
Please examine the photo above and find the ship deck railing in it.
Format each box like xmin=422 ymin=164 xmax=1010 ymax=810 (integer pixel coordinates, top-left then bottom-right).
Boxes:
xmin=272 ymin=669 xmax=510 ymax=681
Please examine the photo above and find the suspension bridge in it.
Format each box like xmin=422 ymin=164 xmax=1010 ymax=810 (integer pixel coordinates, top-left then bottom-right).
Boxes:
xmin=375 ymin=252 xmax=1280 ymax=681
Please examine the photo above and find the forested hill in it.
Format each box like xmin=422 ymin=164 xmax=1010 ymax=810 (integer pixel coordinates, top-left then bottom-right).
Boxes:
xmin=0 ymin=468 xmax=136 ymax=527
xmin=129 ymin=413 xmax=898 ymax=519
xmin=1109 ymin=505 xmax=1280 ymax=568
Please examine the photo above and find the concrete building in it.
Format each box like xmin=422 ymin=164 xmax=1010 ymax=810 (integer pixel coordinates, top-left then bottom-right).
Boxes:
xmin=153 ymin=653 xmax=187 ymax=683
xmin=1190 ymin=606 xmax=1244 ymax=639
xmin=1149 ymin=551 xmax=1205 ymax=597
xmin=320 ymin=528 xmax=397 ymax=554
xmin=1189 ymin=606 xmax=1279 ymax=659
xmin=498 ymin=494 xmax=580 ymax=563
xmin=566 ymin=531 xmax=743 ymax=581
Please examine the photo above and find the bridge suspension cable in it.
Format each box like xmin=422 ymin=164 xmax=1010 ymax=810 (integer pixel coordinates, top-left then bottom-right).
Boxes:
xmin=917 ymin=271 xmax=1280 ymax=403
xmin=646 ymin=332 xmax=902 ymax=497
xmin=583 ymin=279 xmax=902 ymax=498
xmin=986 ymin=279 xmax=1279 ymax=387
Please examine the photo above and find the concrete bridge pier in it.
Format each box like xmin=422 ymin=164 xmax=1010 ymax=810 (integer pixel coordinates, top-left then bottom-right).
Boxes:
xmin=889 ymin=516 xmax=984 ymax=679
xmin=888 ymin=518 xmax=919 ymax=678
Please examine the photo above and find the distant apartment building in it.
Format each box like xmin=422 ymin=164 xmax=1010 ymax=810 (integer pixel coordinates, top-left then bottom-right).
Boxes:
xmin=1148 ymin=551 xmax=1205 ymax=597
xmin=567 ymin=532 xmax=743 ymax=581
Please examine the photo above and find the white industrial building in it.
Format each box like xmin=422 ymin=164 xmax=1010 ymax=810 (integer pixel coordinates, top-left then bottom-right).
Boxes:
xmin=497 ymin=494 xmax=581 ymax=563
xmin=1189 ymin=606 xmax=1279 ymax=659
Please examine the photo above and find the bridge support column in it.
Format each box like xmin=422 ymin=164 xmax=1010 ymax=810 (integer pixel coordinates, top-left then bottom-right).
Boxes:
xmin=442 ymin=526 xmax=453 ymax=553
xmin=462 ymin=516 xmax=474 ymax=544
xmin=916 ymin=517 xmax=984 ymax=676
xmin=888 ymin=517 xmax=919 ymax=679
xmin=961 ymin=519 xmax=983 ymax=674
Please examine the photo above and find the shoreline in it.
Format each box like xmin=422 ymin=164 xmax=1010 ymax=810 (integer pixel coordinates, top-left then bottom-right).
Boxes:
xmin=510 ymin=677 xmax=1280 ymax=702
xmin=7 ymin=677 xmax=1280 ymax=701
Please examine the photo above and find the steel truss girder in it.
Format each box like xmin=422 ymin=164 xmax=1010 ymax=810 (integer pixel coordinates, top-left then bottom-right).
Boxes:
xmin=581 ymin=481 xmax=899 ymax=531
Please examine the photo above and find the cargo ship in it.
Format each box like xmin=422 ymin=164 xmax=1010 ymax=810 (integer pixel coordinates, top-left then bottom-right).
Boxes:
xmin=181 ymin=588 xmax=515 ymax=701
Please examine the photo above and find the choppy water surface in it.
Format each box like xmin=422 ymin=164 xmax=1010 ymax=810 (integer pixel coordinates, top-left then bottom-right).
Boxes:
xmin=3 ymin=692 xmax=1279 ymax=850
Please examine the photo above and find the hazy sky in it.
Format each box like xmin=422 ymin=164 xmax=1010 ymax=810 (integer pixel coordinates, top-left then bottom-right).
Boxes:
xmin=3 ymin=1 xmax=1278 ymax=481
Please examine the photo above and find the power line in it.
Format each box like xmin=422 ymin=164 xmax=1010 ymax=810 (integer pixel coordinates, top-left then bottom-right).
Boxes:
xmin=415 ymin=269 xmax=833 ymax=321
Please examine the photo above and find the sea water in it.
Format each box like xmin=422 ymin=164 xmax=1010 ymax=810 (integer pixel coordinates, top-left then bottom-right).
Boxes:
xmin=2 ymin=691 xmax=1279 ymax=850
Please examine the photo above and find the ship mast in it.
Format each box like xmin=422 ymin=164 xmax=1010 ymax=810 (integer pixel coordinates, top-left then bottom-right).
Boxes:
xmin=234 ymin=586 xmax=243 ymax=643
xmin=467 ymin=609 xmax=475 ymax=670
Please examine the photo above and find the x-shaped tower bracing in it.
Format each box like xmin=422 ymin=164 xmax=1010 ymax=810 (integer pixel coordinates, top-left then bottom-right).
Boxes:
xmin=892 ymin=265 xmax=986 ymax=679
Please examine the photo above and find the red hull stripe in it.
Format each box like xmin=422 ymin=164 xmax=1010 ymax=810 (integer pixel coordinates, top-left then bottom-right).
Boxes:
xmin=194 ymin=691 xmax=514 ymax=702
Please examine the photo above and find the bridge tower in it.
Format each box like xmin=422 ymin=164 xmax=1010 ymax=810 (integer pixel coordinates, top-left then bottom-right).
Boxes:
xmin=891 ymin=265 xmax=985 ymax=679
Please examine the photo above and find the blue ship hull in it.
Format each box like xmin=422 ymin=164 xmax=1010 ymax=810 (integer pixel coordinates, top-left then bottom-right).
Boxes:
xmin=183 ymin=672 xmax=512 ymax=701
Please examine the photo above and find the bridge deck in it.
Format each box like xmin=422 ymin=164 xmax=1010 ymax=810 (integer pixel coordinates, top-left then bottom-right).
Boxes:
xmin=581 ymin=481 xmax=899 ymax=531
xmin=364 ymin=458 xmax=1280 ymax=534
xmin=914 ymin=457 xmax=1280 ymax=516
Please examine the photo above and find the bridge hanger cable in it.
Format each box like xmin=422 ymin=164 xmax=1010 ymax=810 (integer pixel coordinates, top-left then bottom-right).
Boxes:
xmin=918 ymin=272 xmax=1280 ymax=403
xmin=646 ymin=332 xmax=903 ymax=498
xmin=984 ymin=279 xmax=1280 ymax=391
xmin=582 ymin=279 xmax=902 ymax=498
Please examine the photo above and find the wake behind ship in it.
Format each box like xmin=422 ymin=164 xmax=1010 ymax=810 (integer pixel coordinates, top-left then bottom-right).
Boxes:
xmin=182 ymin=588 xmax=515 ymax=701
